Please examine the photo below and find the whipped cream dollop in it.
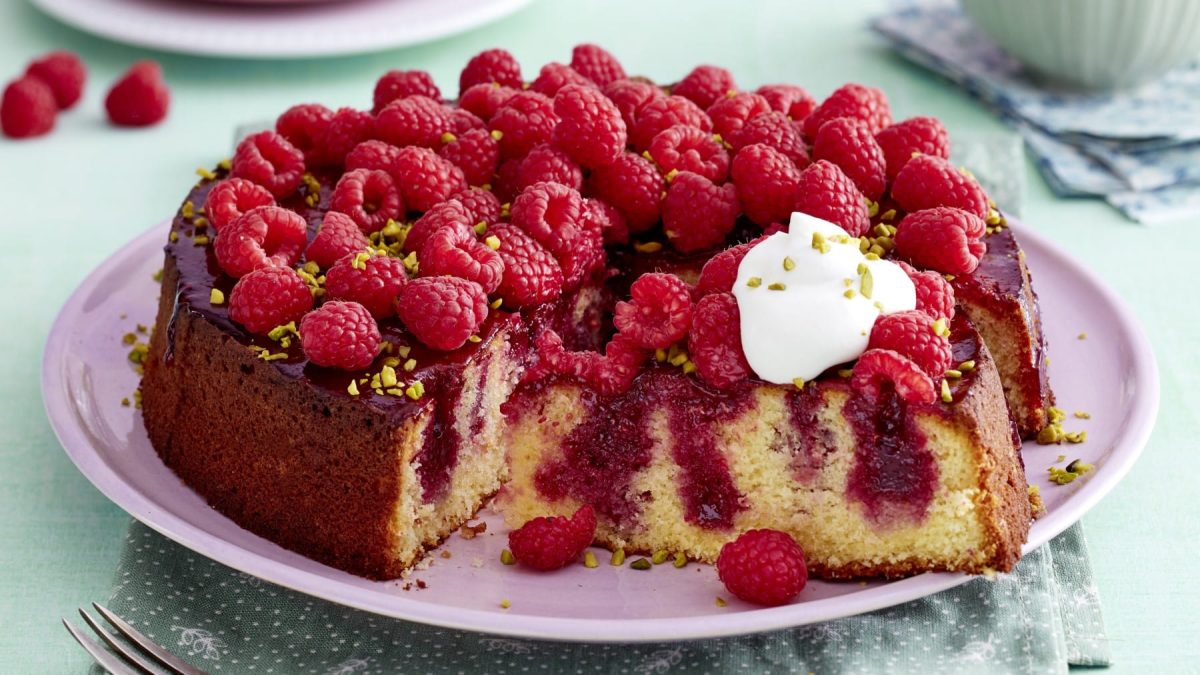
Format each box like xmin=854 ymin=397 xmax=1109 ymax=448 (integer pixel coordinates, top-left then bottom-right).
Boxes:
xmin=732 ymin=212 xmax=917 ymax=385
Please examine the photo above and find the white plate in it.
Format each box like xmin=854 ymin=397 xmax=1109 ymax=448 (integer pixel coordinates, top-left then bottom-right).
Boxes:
xmin=43 ymin=220 xmax=1158 ymax=642
xmin=32 ymin=0 xmax=533 ymax=59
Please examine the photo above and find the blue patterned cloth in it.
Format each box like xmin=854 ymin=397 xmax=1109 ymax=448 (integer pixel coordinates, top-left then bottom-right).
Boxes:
xmin=871 ymin=0 xmax=1200 ymax=224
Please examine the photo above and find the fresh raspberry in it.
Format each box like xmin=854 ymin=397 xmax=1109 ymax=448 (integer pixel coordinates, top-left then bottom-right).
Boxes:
xmin=552 ymin=84 xmax=627 ymax=168
xmin=228 ymin=266 xmax=314 ymax=335
xmin=372 ymin=69 xmax=441 ymax=114
xmin=890 ymin=155 xmax=989 ymax=220
xmin=396 ymin=276 xmax=488 ymax=351
xmin=299 ymin=300 xmax=381 ymax=371
xmin=585 ymin=153 xmax=663 ymax=232
xmin=728 ymin=111 xmax=809 ymax=169
xmin=793 ymin=160 xmax=871 ymax=236
xmin=688 ymin=292 xmax=752 ymax=389
xmin=488 ymin=90 xmax=559 ymax=161
xmin=730 ymin=143 xmax=800 ymax=226
xmin=324 ymin=252 xmax=409 ymax=318
xmin=707 ymin=92 xmax=771 ymax=141
xmin=448 ymin=108 xmax=485 ymax=134
xmin=305 ymin=211 xmax=369 ymax=269
xmin=695 ymin=242 xmax=754 ymax=297
xmin=510 ymin=182 xmax=601 ymax=288
xmin=663 ymin=172 xmax=739 ymax=253
xmin=533 ymin=330 xmax=647 ymax=395
xmin=530 ymin=62 xmax=595 ymax=97
xmin=492 ymin=157 xmax=523 ymax=203
xmin=231 ymin=130 xmax=305 ymax=198
xmin=329 ymin=168 xmax=403 ymax=234
xmin=202 ymin=178 xmax=275 ymax=232
xmin=868 ymin=310 xmax=953 ymax=378
xmin=570 ymin=44 xmax=626 ymax=87
xmin=1 ymin=77 xmax=56 ymax=139
xmin=802 ymin=83 xmax=891 ymax=140
xmin=490 ymin=222 xmax=564 ymax=308
xmin=25 ymin=51 xmax=85 ymax=110
xmin=104 ymin=60 xmax=169 ymax=127
xmin=811 ymin=117 xmax=887 ymax=201
xmin=851 ymin=348 xmax=936 ymax=404
xmin=583 ymin=197 xmax=629 ymax=245
xmin=613 ymin=273 xmax=693 ymax=349
xmin=214 ymin=206 xmax=308 ymax=278
xmin=313 ymin=107 xmax=375 ymax=167
xmin=419 ymin=221 xmax=504 ymax=293
xmin=459 ymin=48 xmax=523 ymax=94
xmin=673 ymin=65 xmax=736 ymax=110
xmin=761 ymin=222 xmax=788 ymax=237
xmin=755 ymin=84 xmax=815 ymax=122
xmin=630 ymin=94 xmax=711 ymax=151
xmin=438 ymin=127 xmax=499 ymax=187
xmin=345 ymin=139 xmax=402 ymax=176
xmin=276 ymin=103 xmax=333 ymax=164
xmin=893 ymin=206 xmax=987 ymax=275
xmin=602 ymin=78 xmax=663 ymax=131
xmin=514 ymin=143 xmax=582 ymax=192
xmin=507 ymin=504 xmax=596 ymax=571
xmin=875 ymin=116 xmax=950 ymax=181
xmin=392 ymin=146 xmax=467 ymax=212
xmin=405 ymin=199 xmax=472 ymax=254
xmin=716 ymin=529 xmax=808 ymax=606
xmin=459 ymin=83 xmax=519 ymax=122
xmin=896 ymin=260 xmax=956 ymax=321
xmin=647 ymin=124 xmax=730 ymax=183
xmin=375 ymin=95 xmax=452 ymax=149
xmin=453 ymin=186 xmax=502 ymax=227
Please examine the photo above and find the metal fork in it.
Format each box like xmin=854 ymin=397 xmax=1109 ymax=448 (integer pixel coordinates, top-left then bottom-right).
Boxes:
xmin=63 ymin=602 xmax=207 ymax=675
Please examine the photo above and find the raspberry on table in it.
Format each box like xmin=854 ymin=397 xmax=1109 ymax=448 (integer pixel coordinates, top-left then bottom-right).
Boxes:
xmin=533 ymin=330 xmax=648 ymax=396
xmin=1 ymin=76 xmax=56 ymax=139
xmin=203 ymin=177 xmax=276 ymax=232
xmin=305 ymin=211 xmax=369 ymax=269
xmin=716 ymin=529 xmax=808 ymax=606
xmin=896 ymin=260 xmax=956 ymax=321
xmin=583 ymin=197 xmax=629 ymax=245
xmin=276 ymin=103 xmax=334 ymax=165
xmin=392 ymin=146 xmax=467 ymax=212
xmin=439 ymin=127 xmax=500 ymax=187
xmin=452 ymin=186 xmax=502 ymax=227
xmin=459 ymin=82 xmax=519 ymax=122
xmin=601 ymin=78 xmax=663 ymax=131
xmin=630 ymin=94 xmax=712 ymax=151
xmin=811 ymin=116 xmax=887 ymax=201
xmin=228 ymin=266 xmax=314 ymax=335
xmin=375 ymin=95 xmax=452 ymax=149
xmin=647 ymin=124 xmax=730 ymax=183
xmin=529 ymin=62 xmax=595 ymax=97
xmin=868 ymin=310 xmax=953 ymax=377
xmin=851 ymin=348 xmax=937 ymax=404
xmin=755 ymin=84 xmax=816 ymax=122
xmin=489 ymin=222 xmax=564 ymax=308
xmin=104 ymin=60 xmax=170 ymax=127
xmin=706 ymin=92 xmax=771 ymax=141
xmin=514 ymin=143 xmax=583 ymax=193
xmin=663 ymin=171 xmax=739 ymax=253
xmin=419 ymin=221 xmax=505 ymax=294
xmin=695 ymin=242 xmax=755 ymax=297
xmin=614 ymin=273 xmax=693 ymax=350
xmin=25 ymin=51 xmax=86 ymax=110
xmin=488 ymin=90 xmax=559 ymax=161
xmin=890 ymin=155 xmax=990 ymax=220
xmin=730 ymin=143 xmax=801 ymax=226
xmin=570 ymin=44 xmax=626 ymax=87
xmin=793 ymin=159 xmax=871 ymax=236
xmin=673 ymin=64 xmax=736 ymax=110
xmin=507 ymin=504 xmax=597 ymax=571
xmin=372 ymin=69 xmax=441 ymax=114
xmin=459 ymin=48 xmax=523 ymax=94
xmin=345 ymin=139 xmax=402 ymax=177
xmin=585 ymin=152 xmax=664 ymax=232
xmin=552 ymin=84 xmax=627 ymax=168
xmin=312 ymin=107 xmax=375 ymax=167
xmin=802 ymin=82 xmax=891 ymax=140
xmin=396 ymin=276 xmax=489 ymax=351
xmin=299 ymin=300 xmax=381 ymax=371
xmin=214 ymin=205 xmax=308 ymax=278
xmin=875 ymin=116 xmax=950 ymax=181
xmin=448 ymin=108 xmax=485 ymax=135
xmin=231 ymin=130 xmax=306 ymax=198
xmin=329 ymin=168 xmax=404 ymax=234
xmin=893 ymin=206 xmax=987 ymax=275
xmin=405 ymin=199 xmax=472 ymax=254
xmin=688 ymin=292 xmax=752 ymax=389
xmin=324 ymin=252 xmax=409 ymax=318
xmin=728 ymin=111 xmax=809 ymax=169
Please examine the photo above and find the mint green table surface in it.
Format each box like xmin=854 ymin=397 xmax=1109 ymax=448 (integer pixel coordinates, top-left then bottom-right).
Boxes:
xmin=1 ymin=0 xmax=1195 ymax=671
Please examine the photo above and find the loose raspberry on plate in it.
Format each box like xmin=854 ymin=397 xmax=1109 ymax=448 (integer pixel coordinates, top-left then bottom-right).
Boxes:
xmin=345 ymin=139 xmax=402 ymax=177
xmin=569 ymin=44 xmax=626 ymax=87
xmin=213 ymin=205 xmax=308 ymax=278
xmin=459 ymin=48 xmax=523 ymax=94
xmin=228 ymin=266 xmax=314 ymax=335
xmin=890 ymin=155 xmax=990 ymax=220
xmin=104 ymin=60 xmax=170 ymax=127
xmin=533 ymin=330 xmax=648 ymax=395
xmin=552 ymin=84 xmax=627 ymax=168
xmin=299 ymin=300 xmax=381 ymax=371
xmin=582 ymin=197 xmax=629 ymax=245
xmin=324 ymin=252 xmax=409 ymax=318
xmin=893 ymin=206 xmax=987 ymax=275
xmin=459 ymin=82 xmax=519 ymax=122
xmin=851 ymin=348 xmax=937 ymax=404
xmin=728 ymin=111 xmax=808 ymax=169
xmin=507 ymin=504 xmax=597 ymax=571
xmin=793 ymin=159 xmax=871 ymax=236
xmin=372 ymin=69 xmax=441 ymax=114
xmin=630 ymin=94 xmax=711 ymax=151
xmin=489 ymin=222 xmax=564 ymax=308
xmin=419 ymin=221 xmax=505 ymax=294
xmin=695 ymin=242 xmax=755 ymax=297
xmin=1 ymin=76 xmax=56 ymax=139
xmin=313 ymin=107 xmax=375 ymax=167
xmin=706 ymin=91 xmax=771 ymax=141
xmin=396 ymin=276 xmax=488 ymax=351
xmin=875 ymin=116 xmax=950 ymax=180
xmin=673 ymin=64 xmax=736 ymax=110
xmin=663 ymin=171 xmax=739 ymax=253
xmin=602 ymin=78 xmax=663 ymax=131
xmin=513 ymin=143 xmax=583 ymax=192
xmin=231 ymin=130 xmax=306 ymax=198
xmin=647 ymin=124 xmax=730 ymax=183
xmin=203 ymin=177 xmax=275 ymax=232
xmin=452 ymin=186 xmax=502 ymax=227
xmin=438 ymin=126 xmax=500 ymax=188
xmin=392 ymin=146 xmax=467 ymax=212
xmin=802 ymin=82 xmax=891 ymax=140
xmin=716 ymin=529 xmax=808 ymax=606
xmin=276 ymin=103 xmax=334 ymax=164
xmin=896 ymin=260 xmax=956 ymax=321
xmin=305 ymin=211 xmax=369 ymax=269
xmin=811 ymin=116 xmax=887 ymax=201
xmin=755 ymin=84 xmax=816 ymax=122
xmin=730 ymin=143 xmax=801 ymax=226
xmin=25 ymin=51 xmax=86 ymax=110
xmin=405 ymin=199 xmax=472 ymax=254
xmin=868 ymin=310 xmax=953 ymax=378
xmin=329 ymin=168 xmax=403 ymax=234
xmin=688 ymin=292 xmax=752 ymax=389
xmin=488 ymin=90 xmax=559 ymax=161
xmin=585 ymin=152 xmax=664 ymax=232
xmin=375 ymin=95 xmax=452 ymax=149
xmin=529 ymin=62 xmax=595 ymax=97
xmin=614 ymin=273 xmax=693 ymax=350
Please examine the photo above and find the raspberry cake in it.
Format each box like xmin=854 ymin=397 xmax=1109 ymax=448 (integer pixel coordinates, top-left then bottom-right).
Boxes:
xmin=140 ymin=46 xmax=1047 ymax=582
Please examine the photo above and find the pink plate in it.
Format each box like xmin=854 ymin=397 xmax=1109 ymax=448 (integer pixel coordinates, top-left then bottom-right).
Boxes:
xmin=42 ymin=220 xmax=1158 ymax=642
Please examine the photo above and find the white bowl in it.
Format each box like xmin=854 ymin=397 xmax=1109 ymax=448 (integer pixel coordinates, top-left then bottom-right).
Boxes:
xmin=960 ymin=0 xmax=1200 ymax=90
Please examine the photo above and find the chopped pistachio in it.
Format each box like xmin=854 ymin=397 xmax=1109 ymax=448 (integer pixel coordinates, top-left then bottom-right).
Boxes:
xmin=193 ymin=235 xmax=210 ymax=246
xmin=500 ymin=549 xmax=516 ymax=565
xmin=347 ymin=380 xmax=360 ymax=396
xmin=152 ymin=268 xmax=164 ymax=282
xmin=489 ymin=298 xmax=503 ymax=309
xmin=380 ymin=365 xmax=398 ymax=388
xmin=940 ymin=379 xmax=952 ymax=403
xmin=468 ymin=335 xmax=483 ymax=344
xmin=180 ymin=201 xmax=195 ymax=219
xmin=782 ymin=256 xmax=796 ymax=271
xmin=945 ymin=369 xmax=962 ymax=379
xmin=843 ymin=289 xmax=857 ymax=299
xmin=1065 ymin=431 xmax=1087 ymax=444
xmin=351 ymin=251 xmax=371 ymax=270
xmin=669 ymin=352 xmax=688 ymax=367
xmin=121 ymin=397 xmax=130 ymax=407
xmin=1074 ymin=411 xmax=1091 ymax=419
xmin=122 ymin=332 xmax=137 ymax=345
xmin=583 ymin=551 xmax=599 ymax=568
xmin=210 ymin=288 xmax=225 ymax=305
xmin=664 ymin=168 xmax=679 ymax=183
xmin=500 ymin=599 xmax=511 ymax=609
xmin=931 ymin=318 xmax=949 ymax=337
xmin=405 ymin=381 xmax=425 ymax=400
xmin=132 ymin=390 xmax=142 ymax=409
xmin=1057 ymin=454 xmax=1067 ymax=462
xmin=792 ymin=377 xmax=805 ymax=390
xmin=1037 ymin=424 xmax=1064 ymax=445
xmin=484 ymin=235 xmax=501 ymax=250
xmin=217 ymin=158 xmax=232 ymax=171
xmin=673 ymin=552 xmax=687 ymax=568
xmin=634 ymin=241 xmax=663 ymax=253
xmin=1077 ymin=332 xmax=1087 ymax=340
xmin=490 ymin=129 xmax=504 ymax=141
xmin=837 ymin=368 xmax=854 ymax=378
xmin=396 ymin=344 xmax=412 ymax=358
xmin=193 ymin=216 xmax=209 ymax=230
xmin=403 ymin=358 xmax=417 ymax=372
xmin=195 ymin=167 xmax=216 ymax=181
xmin=811 ymin=231 xmax=831 ymax=253
xmin=866 ymin=199 xmax=879 ymax=217
xmin=1048 ymin=407 xmax=1066 ymax=424
xmin=629 ymin=558 xmax=652 ymax=570
xmin=651 ymin=550 xmax=669 ymax=565
xmin=767 ymin=282 xmax=786 ymax=291
xmin=610 ymin=549 xmax=626 ymax=566
xmin=715 ymin=597 xmax=727 ymax=607
xmin=880 ymin=208 xmax=897 ymax=222
xmin=746 ymin=277 xmax=762 ymax=288
xmin=654 ymin=348 xmax=667 ymax=362
xmin=958 ymin=360 xmax=976 ymax=372
xmin=860 ymin=267 xmax=874 ymax=299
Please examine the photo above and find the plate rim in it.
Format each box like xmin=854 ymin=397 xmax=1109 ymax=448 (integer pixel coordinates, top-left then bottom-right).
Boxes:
xmin=41 ymin=219 xmax=1159 ymax=643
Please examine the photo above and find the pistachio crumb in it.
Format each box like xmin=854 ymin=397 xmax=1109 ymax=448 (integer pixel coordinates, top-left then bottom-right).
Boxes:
xmin=715 ymin=597 xmax=727 ymax=608
xmin=489 ymin=298 xmax=503 ymax=309
xmin=629 ymin=558 xmax=652 ymax=571
xmin=651 ymin=550 xmax=669 ymax=565
xmin=610 ymin=549 xmax=626 ymax=566
xmin=152 ymin=268 xmax=164 ymax=282
xmin=1056 ymin=454 xmax=1067 ymax=462
xmin=945 ymin=369 xmax=962 ymax=379
xmin=880 ymin=208 xmax=897 ymax=222
xmin=958 ymin=360 xmax=976 ymax=372
xmin=396 ymin=344 xmax=412 ymax=358
xmin=860 ymin=267 xmax=874 ymax=299
xmin=746 ymin=277 xmax=762 ymax=288
xmin=668 ymin=352 xmax=688 ymax=367
xmin=500 ymin=599 xmax=511 ymax=609
xmin=468 ymin=335 xmax=483 ymax=344
xmin=782 ymin=256 xmax=796 ymax=271
xmin=767 ymin=282 xmax=786 ymax=291
xmin=1074 ymin=411 xmax=1091 ymax=419
xmin=193 ymin=235 xmax=210 ymax=246
xmin=843 ymin=289 xmax=857 ymax=299
xmin=664 ymin=168 xmax=679 ymax=183
xmin=940 ymin=379 xmax=952 ymax=403
xmin=405 ymin=381 xmax=425 ymax=400
xmin=1077 ymin=332 xmax=1087 ymax=340
xmin=484 ymin=235 xmax=501 ymax=250
xmin=583 ymin=551 xmax=598 ymax=568
xmin=682 ymin=360 xmax=696 ymax=375
xmin=837 ymin=368 xmax=854 ymax=378
xmin=1065 ymin=431 xmax=1087 ymax=444
xmin=209 ymin=288 xmax=225 ymax=305
xmin=181 ymin=201 xmax=195 ymax=219
xmin=673 ymin=552 xmax=687 ymax=568
xmin=792 ymin=377 xmax=805 ymax=390
xmin=440 ymin=131 xmax=457 ymax=145
xmin=195 ymin=167 xmax=216 ymax=181
xmin=931 ymin=318 xmax=950 ymax=337
xmin=1048 ymin=407 xmax=1066 ymax=424
xmin=217 ymin=158 xmax=232 ymax=171
xmin=380 ymin=365 xmax=398 ymax=388
xmin=403 ymin=358 xmax=417 ymax=372
xmin=500 ymin=549 xmax=515 ymax=565
xmin=634 ymin=241 xmax=664 ymax=253
xmin=811 ymin=232 xmax=831 ymax=253
xmin=121 ymin=397 xmax=130 ymax=407
xmin=347 ymin=380 xmax=360 ymax=396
